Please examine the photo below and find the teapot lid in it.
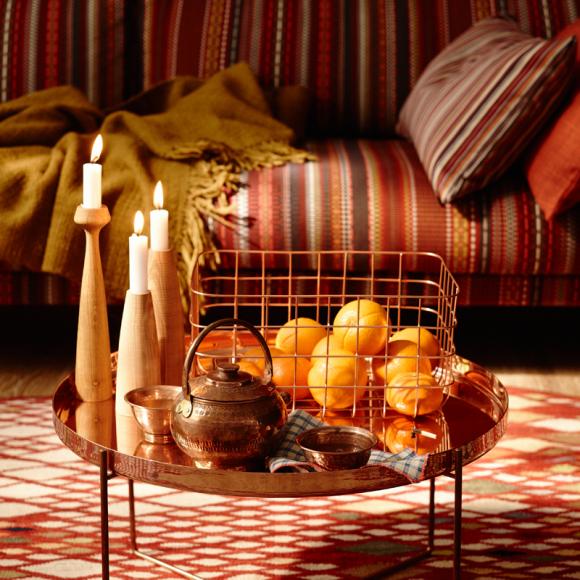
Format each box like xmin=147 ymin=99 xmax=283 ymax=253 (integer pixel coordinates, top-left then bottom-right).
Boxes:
xmin=190 ymin=362 xmax=275 ymax=402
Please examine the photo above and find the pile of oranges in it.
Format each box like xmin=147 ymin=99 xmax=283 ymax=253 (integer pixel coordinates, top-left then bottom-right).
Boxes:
xmin=237 ymin=298 xmax=445 ymax=418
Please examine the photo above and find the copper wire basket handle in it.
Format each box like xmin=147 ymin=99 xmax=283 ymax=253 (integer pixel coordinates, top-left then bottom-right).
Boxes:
xmin=182 ymin=318 xmax=274 ymax=398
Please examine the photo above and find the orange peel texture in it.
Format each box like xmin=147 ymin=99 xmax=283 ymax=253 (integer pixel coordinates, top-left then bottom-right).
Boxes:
xmin=333 ymin=299 xmax=390 ymax=355
xmin=373 ymin=342 xmax=432 ymax=385
xmin=386 ymin=371 xmax=444 ymax=416
xmin=275 ymin=317 xmax=327 ymax=356
xmin=308 ymin=347 xmax=368 ymax=410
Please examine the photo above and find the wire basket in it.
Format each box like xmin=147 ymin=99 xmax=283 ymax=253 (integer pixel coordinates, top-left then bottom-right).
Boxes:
xmin=190 ymin=250 xmax=459 ymax=442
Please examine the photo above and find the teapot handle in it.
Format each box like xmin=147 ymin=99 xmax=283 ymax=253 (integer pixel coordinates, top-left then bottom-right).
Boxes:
xmin=183 ymin=318 xmax=274 ymax=398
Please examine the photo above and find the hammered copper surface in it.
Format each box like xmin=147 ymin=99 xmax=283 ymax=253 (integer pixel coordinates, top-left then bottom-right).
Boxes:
xmin=52 ymin=355 xmax=508 ymax=497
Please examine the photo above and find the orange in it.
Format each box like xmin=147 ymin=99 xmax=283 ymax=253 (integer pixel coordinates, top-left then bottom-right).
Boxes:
xmin=308 ymin=347 xmax=367 ymax=409
xmin=389 ymin=327 xmax=441 ymax=368
xmin=384 ymin=414 xmax=443 ymax=454
xmin=275 ymin=317 xmax=327 ymax=356
xmin=236 ymin=360 xmax=262 ymax=378
xmin=310 ymin=334 xmax=346 ymax=360
xmin=386 ymin=372 xmax=444 ymax=417
xmin=241 ymin=346 xmax=269 ymax=371
xmin=333 ymin=299 xmax=389 ymax=355
xmin=373 ymin=343 xmax=432 ymax=385
xmin=242 ymin=346 xmax=311 ymax=401
xmin=272 ymin=350 xmax=311 ymax=401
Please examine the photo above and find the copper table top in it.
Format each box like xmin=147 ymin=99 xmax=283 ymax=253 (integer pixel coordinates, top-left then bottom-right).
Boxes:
xmin=52 ymin=355 xmax=508 ymax=498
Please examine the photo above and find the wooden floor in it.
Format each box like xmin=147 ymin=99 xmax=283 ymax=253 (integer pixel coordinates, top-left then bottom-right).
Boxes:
xmin=0 ymin=306 xmax=119 ymax=399
xmin=1 ymin=305 xmax=579 ymax=398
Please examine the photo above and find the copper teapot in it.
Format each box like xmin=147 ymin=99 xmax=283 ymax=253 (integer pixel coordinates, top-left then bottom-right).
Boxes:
xmin=171 ymin=318 xmax=287 ymax=471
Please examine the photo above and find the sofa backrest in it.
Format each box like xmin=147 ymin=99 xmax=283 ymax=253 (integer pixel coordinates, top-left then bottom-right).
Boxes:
xmin=0 ymin=0 xmax=126 ymax=109
xmin=1 ymin=0 xmax=578 ymax=137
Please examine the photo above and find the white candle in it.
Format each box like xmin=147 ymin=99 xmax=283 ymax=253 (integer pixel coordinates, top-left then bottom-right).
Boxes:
xmin=150 ymin=181 xmax=169 ymax=251
xmin=83 ymin=134 xmax=103 ymax=208
xmin=129 ymin=211 xmax=148 ymax=294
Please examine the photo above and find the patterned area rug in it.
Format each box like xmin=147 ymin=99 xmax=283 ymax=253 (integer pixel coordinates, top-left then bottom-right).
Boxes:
xmin=1 ymin=387 xmax=580 ymax=580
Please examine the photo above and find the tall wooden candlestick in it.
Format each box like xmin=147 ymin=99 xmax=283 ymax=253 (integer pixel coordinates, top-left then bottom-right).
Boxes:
xmin=74 ymin=205 xmax=113 ymax=402
xmin=115 ymin=290 xmax=161 ymax=417
xmin=149 ymin=249 xmax=185 ymax=385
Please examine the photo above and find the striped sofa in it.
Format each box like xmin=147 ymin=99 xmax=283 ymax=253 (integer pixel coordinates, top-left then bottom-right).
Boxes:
xmin=1 ymin=0 xmax=579 ymax=307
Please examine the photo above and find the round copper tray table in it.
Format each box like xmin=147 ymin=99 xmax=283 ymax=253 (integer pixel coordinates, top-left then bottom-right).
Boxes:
xmin=53 ymin=355 xmax=508 ymax=580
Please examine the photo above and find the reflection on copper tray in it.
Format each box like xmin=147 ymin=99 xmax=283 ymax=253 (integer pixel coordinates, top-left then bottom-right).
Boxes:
xmin=75 ymin=398 xmax=115 ymax=448
xmin=134 ymin=440 xmax=193 ymax=465
xmin=53 ymin=353 xmax=508 ymax=486
xmin=381 ymin=412 xmax=446 ymax=455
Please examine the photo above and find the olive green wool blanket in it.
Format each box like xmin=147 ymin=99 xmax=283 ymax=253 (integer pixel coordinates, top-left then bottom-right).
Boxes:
xmin=0 ymin=62 xmax=312 ymax=306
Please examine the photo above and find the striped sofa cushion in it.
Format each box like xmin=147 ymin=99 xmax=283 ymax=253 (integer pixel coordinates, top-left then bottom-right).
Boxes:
xmin=213 ymin=139 xmax=580 ymax=278
xmin=135 ymin=0 xmax=580 ymax=138
xmin=396 ymin=17 xmax=577 ymax=203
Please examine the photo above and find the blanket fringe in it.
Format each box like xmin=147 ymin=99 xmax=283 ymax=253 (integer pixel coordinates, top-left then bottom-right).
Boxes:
xmin=176 ymin=142 xmax=315 ymax=314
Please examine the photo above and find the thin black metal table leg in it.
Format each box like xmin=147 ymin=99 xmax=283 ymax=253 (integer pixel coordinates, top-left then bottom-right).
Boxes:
xmin=127 ymin=478 xmax=203 ymax=579
xmin=428 ymin=477 xmax=436 ymax=551
xmin=454 ymin=449 xmax=463 ymax=579
xmin=365 ymin=478 xmax=436 ymax=579
xmin=99 ymin=450 xmax=110 ymax=580
xmin=128 ymin=479 xmax=137 ymax=551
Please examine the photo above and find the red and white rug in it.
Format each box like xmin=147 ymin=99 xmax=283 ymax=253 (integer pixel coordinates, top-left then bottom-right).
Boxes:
xmin=1 ymin=386 xmax=580 ymax=579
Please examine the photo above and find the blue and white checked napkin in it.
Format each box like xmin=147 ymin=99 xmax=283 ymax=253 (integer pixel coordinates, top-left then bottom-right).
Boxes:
xmin=268 ymin=409 xmax=427 ymax=481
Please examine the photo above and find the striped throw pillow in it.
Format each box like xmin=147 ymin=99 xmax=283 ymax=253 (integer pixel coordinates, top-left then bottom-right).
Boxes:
xmin=396 ymin=17 xmax=576 ymax=204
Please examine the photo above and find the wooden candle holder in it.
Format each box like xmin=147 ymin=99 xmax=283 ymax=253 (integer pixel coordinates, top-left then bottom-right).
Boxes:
xmin=148 ymin=249 xmax=185 ymax=386
xmin=115 ymin=290 xmax=161 ymax=417
xmin=74 ymin=205 xmax=113 ymax=402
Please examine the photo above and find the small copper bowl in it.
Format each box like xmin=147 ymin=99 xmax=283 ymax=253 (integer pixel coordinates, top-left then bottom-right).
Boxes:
xmin=125 ymin=385 xmax=181 ymax=444
xmin=296 ymin=426 xmax=378 ymax=471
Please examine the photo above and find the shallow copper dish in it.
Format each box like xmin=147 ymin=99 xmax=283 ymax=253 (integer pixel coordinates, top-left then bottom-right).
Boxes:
xmin=125 ymin=385 xmax=181 ymax=444
xmin=297 ymin=426 xmax=378 ymax=470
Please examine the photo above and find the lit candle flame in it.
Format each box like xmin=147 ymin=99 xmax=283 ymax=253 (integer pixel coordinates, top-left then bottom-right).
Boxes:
xmin=90 ymin=134 xmax=103 ymax=163
xmin=133 ymin=211 xmax=144 ymax=236
xmin=153 ymin=181 xmax=164 ymax=209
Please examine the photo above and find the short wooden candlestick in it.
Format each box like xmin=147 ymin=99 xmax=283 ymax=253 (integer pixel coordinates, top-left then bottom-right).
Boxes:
xmin=148 ymin=249 xmax=185 ymax=385
xmin=74 ymin=205 xmax=113 ymax=402
xmin=115 ymin=290 xmax=161 ymax=417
